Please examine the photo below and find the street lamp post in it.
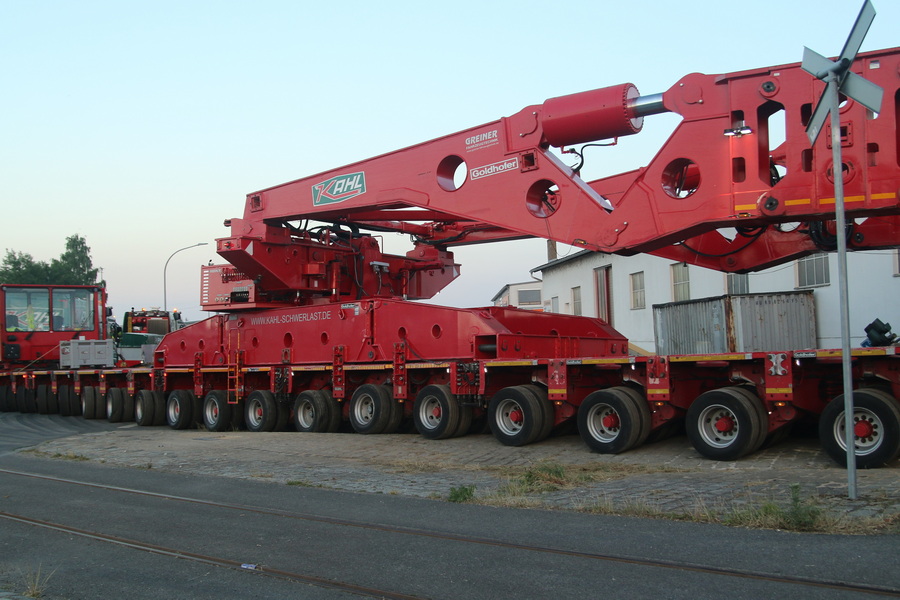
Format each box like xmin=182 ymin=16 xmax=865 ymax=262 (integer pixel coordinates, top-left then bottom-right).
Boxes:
xmin=164 ymin=243 xmax=208 ymax=312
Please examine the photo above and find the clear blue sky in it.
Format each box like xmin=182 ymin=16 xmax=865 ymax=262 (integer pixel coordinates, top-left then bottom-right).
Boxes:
xmin=2 ymin=0 xmax=896 ymax=319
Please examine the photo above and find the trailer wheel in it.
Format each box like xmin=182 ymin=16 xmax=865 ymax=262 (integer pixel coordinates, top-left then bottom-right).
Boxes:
xmin=818 ymin=389 xmax=900 ymax=469
xmin=135 ymin=390 xmax=156 ymax=426
xmin=203 ymin=390 xmax=232 ymax=432
xmin=0 ymin=386 xmax=10 ymax=412
xmin=294 ymin=390 xmax=340 ymax=433
xmin=686 ymin=387 xmax=765 ymax=461
xmin=488 ymin=386 xmax=546 ymax=447
xmin=106 ymin=388 xmax=125 ymax=423
xmin=729 ymin=386 xmax=768 ymax=453
xmin=523 ymin=385 xmax=555 ymax=443
xmin=413 ymin=385 xmax=461 ymax=440
xmin=322 ymin=390 xmax=342 ymax=432
xmin=35 ymin=385 xmax=50 ymax=414
xmin=81 ymin=387 xmax=98 ymax=419
xmin=454 ymin=404 xmax=474 ymax=438
xmin=645 ymin=420 xmax=681 ymax=444
xmin=349 ymin=384 xmax=395 ymax=434
xmin=58 ymin=385 xmax=73 ymax=416
xmin=47 ymin=386 xmax=59 ymax=414
xmin=166 ymin=390 xmax=195 ymax=430
xmin=578 ymin=387 xmax=645 ymax=454
xmin=244 ymin=390 xmax=280 ymax=432
xmin=122 ymin=392 xmax=135 ymax=422
xmin=68 ymin=386 xmax=82 ymax=416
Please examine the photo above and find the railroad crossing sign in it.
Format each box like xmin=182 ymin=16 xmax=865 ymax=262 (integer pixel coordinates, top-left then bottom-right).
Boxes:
xmin=800 ymin=0 xmax=883 ymax=499
xmin=802 ymin=0 xmax=883 ymax=144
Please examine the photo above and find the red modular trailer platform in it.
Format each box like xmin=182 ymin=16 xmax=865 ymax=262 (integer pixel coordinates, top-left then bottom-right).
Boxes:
xmin=3 ymin=43 xmax=900 ymax=467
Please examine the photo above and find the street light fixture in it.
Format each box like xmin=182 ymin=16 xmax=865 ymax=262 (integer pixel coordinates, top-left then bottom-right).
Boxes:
xmin=164 ymin=242 xmax=208 ymax=312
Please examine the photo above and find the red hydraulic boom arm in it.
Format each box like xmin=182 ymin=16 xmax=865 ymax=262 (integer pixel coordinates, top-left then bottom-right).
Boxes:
xmin=205 ymin=47 xmax=900 ymax=310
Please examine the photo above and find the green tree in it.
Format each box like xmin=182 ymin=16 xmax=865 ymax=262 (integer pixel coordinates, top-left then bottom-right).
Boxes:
xmin=50 ymin=234 xmax=100 ymax=285
xmin=0 ymin=250 xmax=52 ymax=283
xmin=0 ymin=234 xmax=100 ymax=285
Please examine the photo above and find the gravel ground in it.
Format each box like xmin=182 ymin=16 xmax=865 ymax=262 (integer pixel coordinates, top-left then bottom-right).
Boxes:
xmin=28 ymin=424 xmax=900 ymax=528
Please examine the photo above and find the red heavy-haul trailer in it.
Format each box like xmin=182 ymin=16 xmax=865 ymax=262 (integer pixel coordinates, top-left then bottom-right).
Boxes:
xmin=2 ymin=46 xmax=900 ymax=468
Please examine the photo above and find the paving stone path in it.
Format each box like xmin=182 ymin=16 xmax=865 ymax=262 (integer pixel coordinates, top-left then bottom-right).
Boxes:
xmin=30 ymin=425 xmax=900 ymax=523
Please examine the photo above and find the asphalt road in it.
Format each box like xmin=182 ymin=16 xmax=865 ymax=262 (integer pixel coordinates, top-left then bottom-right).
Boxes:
xmin=0 ymin=417 xmax=898 ymax=599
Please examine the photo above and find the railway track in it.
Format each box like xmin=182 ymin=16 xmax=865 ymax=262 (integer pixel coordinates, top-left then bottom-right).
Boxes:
xmin=1 ymin=467 xmax=898 ymax=599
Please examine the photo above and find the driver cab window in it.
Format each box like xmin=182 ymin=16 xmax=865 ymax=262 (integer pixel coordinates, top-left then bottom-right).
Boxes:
xmin=51 ymin=288 xmax=95 ymax=331
xmin=5 ymin=288 xmax=51 ymax=331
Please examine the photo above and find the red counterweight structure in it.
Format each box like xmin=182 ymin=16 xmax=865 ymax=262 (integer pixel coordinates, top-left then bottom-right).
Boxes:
xmin=3 ymin=48 xmax=900 ymax=467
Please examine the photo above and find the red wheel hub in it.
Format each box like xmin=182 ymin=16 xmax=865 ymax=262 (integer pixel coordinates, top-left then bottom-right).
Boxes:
xmin=715 ymin=416 xmax=735 ymax=433
xmin=854 ymin=419 xmax=875 ymax=438
xmin=602 ymin=413 xmax=619 ymax=429
xmin=431 ymin=406 xmax=442 ymax=419
xmin=509 ymin=409 xmax=523 ymax=424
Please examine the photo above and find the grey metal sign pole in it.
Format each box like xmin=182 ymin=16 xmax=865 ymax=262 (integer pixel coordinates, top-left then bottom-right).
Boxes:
xmin=802 ymin=0 xmax=883 ymax=499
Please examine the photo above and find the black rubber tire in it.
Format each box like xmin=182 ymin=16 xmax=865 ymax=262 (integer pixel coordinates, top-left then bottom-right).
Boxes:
xmin=761 ymin=423 xmax=792 ymax=449
xmin=134 ymin=390 xmax=157 ymax=427
xmin=68 ymin=386 xmax=82 ymax=416
xmin=95 ymin=388 xmax=107 ymax=419
xmin=383 ymin=392 xmax=403 ymax=435
xmin=47 ymin=386 xmax=59 ymax=414
xmin=203 ymin=390 xmax=232 ymax=432
xmin=293 ymin=390 xmax=340 ymax=433
xmin=729 ymin=386 xmax=768 ymax=454
xmin=106 ymin=388 xmax=125 ymax=422
xmin=0 ymin=386 xmax=9 ymax=412
xmin=35 ymin=385 xmax=49 ymax=414
xmin=16 ymin=387 xmax=34 ymax=413
xmin=36 ymin=385 xmax=50 ymax=414
xmin=413 ymin=385 xmax=460 ymax=440
xmin=244 ymin=390 xmax=280 ymax=432
xmin=58 ymin=385 xmax=73 ymax=416
xmin=166 ymin=389 xmax=196 ymax=430
xmin=454 ymin=404 xmax=474 ymax=438
xmin=348 ymin=384 xmax=395 ymax=434
xmin=818 ymin=388 xmax=900 ymax=469
xmin=122 ymin=392 xmax=135 ymax=422
xmin=645 ymin=420 xmax=681 ymax=444
xmin=291 ymin=390 xmax=328 ymax=433
xmin=686 ymin=387 xmax=764 ymax=461
xmin=488 ymin=385 xmax=547 ymax=447
xmin=614 ymin=386 xmax=652 ymax=448
xmin=577 ymin=388 xmax=643 ymax=454
xmin=523 ymin=384 xmax=554 ymax=443
xmin=81 ymin=387 xmax=98 ymax=419
xmin=151 ymin=391 xmax=166 ymax=425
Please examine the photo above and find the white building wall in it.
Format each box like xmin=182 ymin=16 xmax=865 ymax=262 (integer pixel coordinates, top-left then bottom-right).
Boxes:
xmin=538 ymin=249 xmax=900 ymax=353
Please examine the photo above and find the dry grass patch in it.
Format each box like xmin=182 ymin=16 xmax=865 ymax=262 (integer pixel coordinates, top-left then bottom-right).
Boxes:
xmin=22 ymin=449 xmax=90 ymax=462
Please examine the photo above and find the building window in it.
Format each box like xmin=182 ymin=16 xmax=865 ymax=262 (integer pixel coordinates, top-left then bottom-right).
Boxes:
xmin=726 ymin=273 xmax=749 ymax=295
xmin=517 ymin=289 xmax=541 ymax=306
xmin=595 ymin=266 xmax=611 ymax=323
xmin=550 ymin=296 xmax=559 ymax=313
xmin=571 ymin=286 xmax=582 ymax=316
xmin=630 ymin=272 xmax=645 ymax=310
xmin=797 ymin=253 xmax=830 ymax=287
xmin=672 ymin=263 xmax=690 ymax=302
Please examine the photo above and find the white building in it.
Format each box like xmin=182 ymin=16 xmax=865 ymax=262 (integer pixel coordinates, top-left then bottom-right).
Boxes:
xmin=491 ymin=281 xmax=543 ymax=310
xmin=532 ymin=249 xmax=900 ymax=353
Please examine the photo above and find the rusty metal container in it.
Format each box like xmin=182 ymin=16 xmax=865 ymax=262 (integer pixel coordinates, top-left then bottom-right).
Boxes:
xmin=653 ymin=291 xmax=816 ymax=355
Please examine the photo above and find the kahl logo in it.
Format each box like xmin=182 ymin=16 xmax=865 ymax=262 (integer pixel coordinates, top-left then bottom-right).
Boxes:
xmin=312 ymin=172 xmax=366 ymax=206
